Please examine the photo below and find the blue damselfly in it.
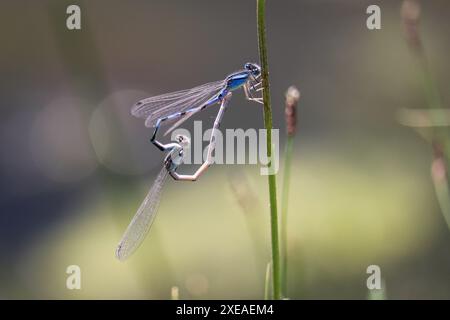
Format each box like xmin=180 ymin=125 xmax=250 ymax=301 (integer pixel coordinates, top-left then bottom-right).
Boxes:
xmin=131 ymin=63 xmax=263 ymax=167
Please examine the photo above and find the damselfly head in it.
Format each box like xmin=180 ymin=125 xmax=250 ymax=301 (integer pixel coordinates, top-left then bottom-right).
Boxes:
xmin=244 ymin=62 xmax=261 ymax=77
xmin=175 ymin=134 xmax=190 ymax=149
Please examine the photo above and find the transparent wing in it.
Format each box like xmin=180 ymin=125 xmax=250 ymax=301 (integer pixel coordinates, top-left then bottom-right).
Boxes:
xmin=116 ymin=167 xmax=169 ymax=261
xmin=131 ymin=80 xmax=226 ymax=128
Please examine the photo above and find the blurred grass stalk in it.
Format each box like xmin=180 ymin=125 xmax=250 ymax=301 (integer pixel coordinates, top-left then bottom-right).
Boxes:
xmin=431 ymin=147 xmax=450 ymax=229
xmin=281 ymin=87 xmax=300 ymax=297
xmin=401 ymin=0 xmax=443 ymax=115
xmin=401 ymin=0 xmax=450 ymax=229
xmin=228 ymin=172 xmax=267 ymax=272
xmin=256 ymin=0 xmax=281 ymax=299
xmin=171 ymin=286 xmax=179 ymax=300
xmin=264 ymin=262 xmax=272 ymax=300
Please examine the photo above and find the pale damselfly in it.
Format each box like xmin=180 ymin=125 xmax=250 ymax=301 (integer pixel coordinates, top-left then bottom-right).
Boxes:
xmin=116 ymin=93 xmax=234 ymax=260
xmin=115 ymin=134 xmax=190 ymax=261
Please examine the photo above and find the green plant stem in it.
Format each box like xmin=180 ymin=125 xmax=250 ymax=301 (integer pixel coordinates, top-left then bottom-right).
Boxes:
xmin=256 ymin=0 xmax=281 ymax=300
xmin=281 ymin=136 xmax=294 ymax=296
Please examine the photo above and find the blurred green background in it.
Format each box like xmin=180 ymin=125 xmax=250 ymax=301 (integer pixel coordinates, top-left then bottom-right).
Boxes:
xmin=0 ymin=0 xmax=449 ymax=299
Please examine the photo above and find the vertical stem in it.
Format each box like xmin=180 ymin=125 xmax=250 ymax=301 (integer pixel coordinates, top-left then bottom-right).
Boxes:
xmin=401 ymin=0 xmax=450 ymax=230
xmin=281 ymin=136 xmax=294 ymax=296
xmin=264 ymin=262 xmax=272 ymax=300
xmin=256 ymin=0 xmax=281 ymax=300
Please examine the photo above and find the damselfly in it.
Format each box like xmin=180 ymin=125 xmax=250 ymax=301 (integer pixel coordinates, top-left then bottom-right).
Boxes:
xmin=131 ymin=62 xmax=263 ymax=181
xmin=115 ymin=134 xmax=190 ymax=261
xmin=116 ymin=94 xmax=234 ymax=260
xmin=116 ymin=63 xmax=263 ymax=260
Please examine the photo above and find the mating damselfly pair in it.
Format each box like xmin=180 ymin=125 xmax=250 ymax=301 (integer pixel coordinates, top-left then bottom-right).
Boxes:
xmin=116 ymin=63 xmax=263 ymax=260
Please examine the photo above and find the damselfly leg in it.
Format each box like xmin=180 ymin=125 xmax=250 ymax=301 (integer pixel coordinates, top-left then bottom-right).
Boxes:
xmin=244 ymin=81 xmax=264 ymax=104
